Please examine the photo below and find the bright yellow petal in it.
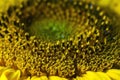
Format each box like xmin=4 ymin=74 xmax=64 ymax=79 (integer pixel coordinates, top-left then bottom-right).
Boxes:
xmin=96 ymin=72 xmax=111 ymax=80
xmin=106 ymin=69 xmax=120 ymax=80
xmin=30 ymin=76 xmax=48 ymax=80
xmin=83 ymin=71 xmax=101 ymax=80
xmin=49 ymin=76 xmax=68 ymax=80
xmin=0 ymin=73 xmax=8 ymax=80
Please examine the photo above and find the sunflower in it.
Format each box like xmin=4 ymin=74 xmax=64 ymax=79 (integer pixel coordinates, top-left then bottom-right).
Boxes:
xmin=0 ymin=0 xmax=120 ymax=80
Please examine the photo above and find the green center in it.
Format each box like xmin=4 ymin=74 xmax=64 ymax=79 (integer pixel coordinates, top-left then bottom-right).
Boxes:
xmin=28 ymin=19 xmax=73 ymax=41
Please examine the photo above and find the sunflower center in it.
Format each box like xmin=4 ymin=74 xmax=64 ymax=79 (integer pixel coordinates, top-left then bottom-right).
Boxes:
xmin=28 ymin=18 xmax=72 ymax=41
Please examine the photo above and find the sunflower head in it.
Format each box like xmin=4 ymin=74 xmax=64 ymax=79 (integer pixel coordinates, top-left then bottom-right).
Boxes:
xmin=0 ymin=0 xmax=120 ymax=80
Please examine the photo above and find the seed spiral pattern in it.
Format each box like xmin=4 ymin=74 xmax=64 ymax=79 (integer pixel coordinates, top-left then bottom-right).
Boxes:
xmin=0 ymin=0 xmax=120 ymax=80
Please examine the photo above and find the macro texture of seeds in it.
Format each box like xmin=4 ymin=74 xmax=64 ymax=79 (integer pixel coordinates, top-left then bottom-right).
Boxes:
xmin=0 ymin=0 xmax=120 ymax=79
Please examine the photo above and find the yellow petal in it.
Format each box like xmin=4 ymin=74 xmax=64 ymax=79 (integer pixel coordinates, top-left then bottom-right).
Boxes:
xmin=83 ymin=71 xmax=101 ymax=80
xmin=2 ymin=69 xmax=15 ymax=75
xmin=98 ymin=0 xmax=111 ymax=6
xmin=8 ymin=70 xmax=21 ymax=80
xmin=39 ymin=76 xmax=48 ymax=80
xmin=111 ymin=0 xmax=120 ymax=15
xmin=106 ymin=69 xmax=120 ymax=80
xmin=0 ymin=67 xmax=10 ymax=74
xmin=0 ymin=73 xmax=8 ymax=80
xmin=30 ymin=76 xmax=48 ymax=80
xmin=96 ymin=72 xmax=111 ymax=80
xmin=49 ymin=76 xmax=68 ymax=80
